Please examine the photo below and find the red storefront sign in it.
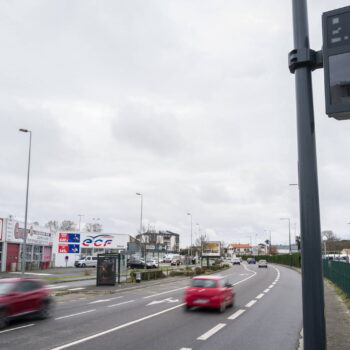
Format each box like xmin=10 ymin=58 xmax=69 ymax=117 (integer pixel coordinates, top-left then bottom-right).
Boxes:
xmin=58 ymin=244 xmax=69 ymax=253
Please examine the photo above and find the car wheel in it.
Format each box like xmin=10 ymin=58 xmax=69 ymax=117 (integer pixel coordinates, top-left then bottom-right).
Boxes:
xmin=37 ymin=300 xmax=53 ymax=320
xmin=218 ymin=300 xmax=226 ymax=313
xmin=184 ymin=305 xmax=191 ymax=312
xmin=227 ymin=296 xmax=234 ymax=308
xmin=0 ymin=309 xmax=8 ymax=329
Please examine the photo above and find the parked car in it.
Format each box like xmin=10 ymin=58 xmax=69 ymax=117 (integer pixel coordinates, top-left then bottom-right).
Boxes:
xmin=247 ymin=258 xmax=256 ymax=264
xmin=231 ymin=257 xmax=241 ymax=265
xmin=146 ymin=259 xmax=158 ymax=269
xmin=183 ymin=275 xmax=235 ymax=312
xmin=74 ymin=256 xmax=98 ymax=267
xmin=171 ymin=259 xmax=181 ymax=266
xmin=127 ymin=259 xmax=146 ymax=269
xmin=0 ymin=278 xmax=54 ymax=329
xmin=258 ymin=259 xmax=268 ymax=268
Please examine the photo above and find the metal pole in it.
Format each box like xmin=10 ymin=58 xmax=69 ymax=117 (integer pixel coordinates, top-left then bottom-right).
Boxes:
xmin=291 ymin=1 xmax=326 ymax=348
xmin=288 ymin=218 xmax=291 ymax=254
xmin=21 ymin=130 xmax=32 ymax=276
xmin=78 ymin=214 xmax=84 ymax=232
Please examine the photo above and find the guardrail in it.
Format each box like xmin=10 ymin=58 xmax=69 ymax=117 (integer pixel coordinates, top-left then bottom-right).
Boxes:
xmin=323 ymin=260 xmax=350 ymax=298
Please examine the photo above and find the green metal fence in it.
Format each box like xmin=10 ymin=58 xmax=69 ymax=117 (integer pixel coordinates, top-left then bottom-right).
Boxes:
xmin=323 ymin=260 xmax=350 ymax=298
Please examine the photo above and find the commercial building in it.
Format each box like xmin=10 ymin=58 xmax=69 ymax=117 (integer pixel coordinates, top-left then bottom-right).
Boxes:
xmin=52 ymin=232 xmax=131 ymax=267
xmin=1 ymin=216 xmax=54 ymax=272
xmin=135 ymin=230 xmax=180 ymax=253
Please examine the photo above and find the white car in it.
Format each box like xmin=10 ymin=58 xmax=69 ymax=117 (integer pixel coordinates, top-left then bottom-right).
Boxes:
xmin=74 ymin=256 xmax=98 ymax=267
xmin=231 ymin=257 xmax=241 ymax=265
xmin=258 ymin=259 xmax=268 ymax=268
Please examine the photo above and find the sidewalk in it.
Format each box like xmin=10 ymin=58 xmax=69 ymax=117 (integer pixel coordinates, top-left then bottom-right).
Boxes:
xmin=286 ymin=266 xmax=350 ymax=349
xmin=324 ymin=280 xmax=350 ymax=349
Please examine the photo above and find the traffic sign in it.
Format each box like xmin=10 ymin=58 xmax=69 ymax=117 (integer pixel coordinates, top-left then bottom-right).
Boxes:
xmin=323 ymin=6 xmax=350 ymax=120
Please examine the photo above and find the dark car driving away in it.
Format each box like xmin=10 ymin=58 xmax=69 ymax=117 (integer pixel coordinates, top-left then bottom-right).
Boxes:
xmin=0 ymin=278 xmax=53 ymax=328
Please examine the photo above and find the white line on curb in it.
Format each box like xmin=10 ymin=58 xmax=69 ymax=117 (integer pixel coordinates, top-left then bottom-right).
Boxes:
xmin=50 ymin=303 xmax=185 ymax=350
xmin=68 ymin=287 xmax=85 ymax=291
xmin=55 ymin=309 xmax=96 ymax=320
xmin=197 ymin=323 xmax=226 ymax=340
xmin=228 ymin=309 xmax=245 ymax=320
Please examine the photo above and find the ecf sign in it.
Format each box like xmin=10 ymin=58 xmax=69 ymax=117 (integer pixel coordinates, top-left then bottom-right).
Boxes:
xmin=82 ymin=234 xmax=113 ymax=247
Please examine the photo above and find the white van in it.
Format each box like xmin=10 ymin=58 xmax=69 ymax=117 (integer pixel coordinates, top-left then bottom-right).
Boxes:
xmin=74 ymin=256 xmax=98 ymax=267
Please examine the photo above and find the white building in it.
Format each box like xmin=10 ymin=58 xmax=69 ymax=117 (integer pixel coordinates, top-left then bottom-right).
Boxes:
xmin=52 ymin=232 xmax=131 ymax=267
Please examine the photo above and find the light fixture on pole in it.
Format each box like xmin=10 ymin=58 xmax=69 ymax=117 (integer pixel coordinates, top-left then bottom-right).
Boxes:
xmin=187 ymin=213 xmax=193 ymax=259
xmin=19 ymin=128 xmax=32 ymax=276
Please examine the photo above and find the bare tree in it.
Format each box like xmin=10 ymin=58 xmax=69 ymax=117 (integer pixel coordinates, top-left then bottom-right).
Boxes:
xmin=60 ymin=220 xmax=76 ymax=231
xmin=45 ymin=220 xmax=59 ymax=233
xmin=195 ymin=233 xmax=209 ymax=247
xmin=85 ymin=222 xmax=103 ymax=233
xmin=321 ymin=230 xmax=339 ymax=241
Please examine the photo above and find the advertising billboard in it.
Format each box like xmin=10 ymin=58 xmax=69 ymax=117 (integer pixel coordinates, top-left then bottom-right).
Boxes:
xmin=58 ymin=233 xmax=81 ymax=254
xmin=202 ymin=241 xmax=221 ymax=258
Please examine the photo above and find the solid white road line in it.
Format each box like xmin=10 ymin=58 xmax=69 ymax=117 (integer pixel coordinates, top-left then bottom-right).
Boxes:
xmin=228 ymin=309 xmax=245 ymax=320
xmin=233 ymin=264 xmax=257 ymax=286
xmin=55 ymin=309 xmax=96 ymax=320
xmin=10 ymin=272 xmax=53 ymax=276
xmin=264 ymin=289 xmax=270 ymax=293
xmin=197 ymin=323 xmax=227 ymax=341
xmin=245 ymin=300 xmax=257 ymax=308
xmin=89 ymin=296 xmax=123 ymax=304
xmin=108 ymin=300 xmax=135 ymax=308
xmin=50 ymin=303 xmax=185 ymax=350
xmin=179 ymin=348 xmax=192 ymax=350
xmin=68 ymin=287 xmax=85 ymax=291
xmin=0 ymin=323 xmax=35 ymax=334
xmin=48 ymin=285 xmax=68 ymax=289
xmin=256 ymin=293 xmax=265 ymax=299
xmin=143 ymin=287 xmax=185 ymax=299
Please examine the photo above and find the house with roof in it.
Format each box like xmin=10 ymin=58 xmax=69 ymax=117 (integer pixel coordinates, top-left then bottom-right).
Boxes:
xmin=227 ymin=243 xmax=252 ymax=256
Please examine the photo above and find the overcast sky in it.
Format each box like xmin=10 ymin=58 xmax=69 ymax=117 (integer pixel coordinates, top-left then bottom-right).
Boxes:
xmin=1 ymin=0 xmax=350 ymax=248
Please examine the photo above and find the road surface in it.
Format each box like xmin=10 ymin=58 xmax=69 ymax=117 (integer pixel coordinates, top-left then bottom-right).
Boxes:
xmin=0 ymin=263 xmax=302 ymax=350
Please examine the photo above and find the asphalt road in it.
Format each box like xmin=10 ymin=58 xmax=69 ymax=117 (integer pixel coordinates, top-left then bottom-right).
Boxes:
xmin=0 ymin=263 xmax=302 ymax=350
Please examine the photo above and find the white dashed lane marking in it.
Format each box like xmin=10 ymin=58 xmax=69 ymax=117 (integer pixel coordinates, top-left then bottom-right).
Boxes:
xmin=0 ymin=324 xmax=35 ymax=334
xmin=55 ymin=309 xmax=96 ymax=320
xmin=197 ymin=323 xmax=227 ymax=340
xmin=228 ymin=309 xmax=245 ymax=320
xmin=245 ymin=300 xmax=257 ymax=308
xmin=256 ymin=293 xmax=264 ymax=299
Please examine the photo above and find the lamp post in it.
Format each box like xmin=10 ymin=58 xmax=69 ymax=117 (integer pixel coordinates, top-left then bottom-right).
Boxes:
xmin=322 ymin=236 xmax=327 ymax=258
xmin=136 ymin=193 xmax=144 ymax=258
xmin=78 ymin=214 xmax=84 ymax=232
xmin=280 ymin=218 xmax=292 ymax=255
xmin=19 ymin=128 xmax=32 ymax=276
xmin=187 ymin=213 xmax=192 ymax=260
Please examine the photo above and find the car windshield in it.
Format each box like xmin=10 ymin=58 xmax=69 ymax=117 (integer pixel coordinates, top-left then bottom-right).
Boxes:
xmin=0 ymin=282 xmax=14 ymax=295
xmin=191 ymin=279 xmax=217 ymax=288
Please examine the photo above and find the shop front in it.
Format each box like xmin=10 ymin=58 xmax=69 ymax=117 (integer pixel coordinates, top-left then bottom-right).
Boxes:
xmin=5 ymin=216 xmax=54 ymax=271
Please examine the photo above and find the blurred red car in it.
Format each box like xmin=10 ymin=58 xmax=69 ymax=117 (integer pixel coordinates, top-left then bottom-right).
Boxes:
xmin=0 ymin=278 xmax=53 ymax=328
xmin=183 ymin=275 xmax=235 ymax=312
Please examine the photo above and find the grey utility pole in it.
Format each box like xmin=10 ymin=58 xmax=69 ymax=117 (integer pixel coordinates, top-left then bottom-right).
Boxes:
xmin=187 ymin=213 xmax=192 ymax=259
xmin=136 ymin=193 xmax=144 ymax=258
xmin=19 ymin=128 xmax=32 ymax=276
xmin=289 ymin=0 xmax=326 ymax=349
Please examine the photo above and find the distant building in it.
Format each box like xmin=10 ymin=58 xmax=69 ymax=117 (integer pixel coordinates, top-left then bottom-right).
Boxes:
xmin=227 ymin=243 xmax=252 ymax=256
xmin=275 ymin=244 xmax=299 ymax=254
xmin=136 ymin=231 xmax=180 ymax=253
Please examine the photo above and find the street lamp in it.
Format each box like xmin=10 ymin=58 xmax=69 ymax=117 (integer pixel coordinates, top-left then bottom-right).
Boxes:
xmin=280 ymin=218 xmax=292 ymax=255
xmin=136 ymin=193 xmax=144 ymax=258
xmin=187 ymin=213 xmax=193 ymax=259
xmin=78 ymin=214 xmax=84 ymax=232
xmin=19 ymin=128 xmax=32 ymax=276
